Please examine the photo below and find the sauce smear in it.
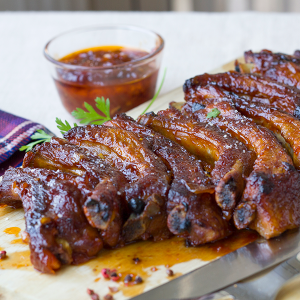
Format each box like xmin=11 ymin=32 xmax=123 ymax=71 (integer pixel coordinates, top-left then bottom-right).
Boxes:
xmin=56 ymin=46 xmax=159 ymax=116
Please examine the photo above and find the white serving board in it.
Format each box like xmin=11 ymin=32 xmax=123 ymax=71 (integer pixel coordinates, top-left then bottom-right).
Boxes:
xmin=0 ymin=60 xmax=237 ymax=300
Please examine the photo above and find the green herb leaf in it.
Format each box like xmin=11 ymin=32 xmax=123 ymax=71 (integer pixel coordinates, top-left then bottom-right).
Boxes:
xmin=19 ymin=129 xmax=52 ymax=152
xmin=71 ymin=97 xmax=111 ymax=125
xmin=206 ymin=108 xmax=221 ymax=118
xmin=55 ymin=118 xmax=78 ymax=135
xmin=141 ymin=68 xmax=167 ymax=115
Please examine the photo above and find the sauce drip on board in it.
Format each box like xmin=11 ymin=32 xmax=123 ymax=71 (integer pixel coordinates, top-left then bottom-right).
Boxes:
xmin=0 ymin=229 xmax=257 ymax=298
xmin=3 ymin=227 xmax=21 ymax=237
xmin=56 ymin=46 xmax=159 ymax=116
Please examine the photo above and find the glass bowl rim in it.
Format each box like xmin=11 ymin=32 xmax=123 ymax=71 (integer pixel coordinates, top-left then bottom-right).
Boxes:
xmin=44 ymin=24 xmax=164 ymax=71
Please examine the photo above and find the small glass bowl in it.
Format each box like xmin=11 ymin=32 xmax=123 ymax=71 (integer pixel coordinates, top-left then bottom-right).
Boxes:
xmin=44 ymin=25 xmax=164 ymax=116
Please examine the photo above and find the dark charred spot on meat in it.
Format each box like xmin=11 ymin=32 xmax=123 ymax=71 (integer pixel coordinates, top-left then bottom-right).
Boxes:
xmin=220 ymin=177 xmax=237 ymax=206
xmin=191 ymin=102 xmax=206 ymax=113
xmin=254 ymin=173 xmax=275 ymax=195
xmin=282 ymin=161 xmax=296 ymax=172
xmin=182 ymin=201 xmax=189 ymax=212
xmin=145 ymin=111 xmax=156 ymax=117
xmin=294 ymin=106 xmax=300 ymax=119
xmin=168 ymin=207 xmax=191 ymax=234
xmin=128 ymin=198 xmax=146 ymax=215
xmin=235 ymin=61 xmax=241 ymax=73
xmin=85 ymin=199 xmax=110 ymax=222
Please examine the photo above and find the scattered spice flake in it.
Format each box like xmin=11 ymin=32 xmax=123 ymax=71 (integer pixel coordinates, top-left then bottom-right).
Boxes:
xmin=166 ymin=268 xmax=174 ymax=277
xmin=151 ymin=267 xmax=158 ymax=272
xmin=134 ymin=275 xmax=143 ymax=284
xmin=124 ymin=274 xmax=133 ymax=284
xmin=108 ymin=287 xmax=119 ymax=293
xmin=104 ymin=294 xmax=114 ymax=300
xmin=133 ymin=257 xmax=141 ymax=264
xmin=0 ymin=251 xmax=7 ymax=259
xmin=101 ymin=268 xmax=111 ymax=279
xmin=110 ymin=272 xmax=120 ymax=282
xmin=87 ymin=289 xmax=100 ymax=300
xmin=94 ymin=277 xmax=101 ymax=282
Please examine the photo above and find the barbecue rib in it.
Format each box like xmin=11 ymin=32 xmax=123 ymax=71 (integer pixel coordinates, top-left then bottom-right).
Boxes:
xmin=64 ymin=125 xmax=171 ymax=242
xmin=187 ymin=84 xmax=300 ymax=170
xmin=1 ymin=167 xmax=103 ymax=273
xmin=184 ymin=71 xmax=300 ymax=119
xmin=138 ymin=109 xmax=255 ymax=220
xmin=236 ymin=50 xmax=300 ymax=89
xmin=182 ymin=89 xmax=300 ymax=238
xmin=22 ymin=137 xmax=128 ymax=247
xmin=105 ymin=114 xmax=231 ymax=245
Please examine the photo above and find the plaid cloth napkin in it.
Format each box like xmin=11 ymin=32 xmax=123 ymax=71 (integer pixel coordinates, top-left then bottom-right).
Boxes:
xmin=0 ymin=110 xmax=46 ymax=176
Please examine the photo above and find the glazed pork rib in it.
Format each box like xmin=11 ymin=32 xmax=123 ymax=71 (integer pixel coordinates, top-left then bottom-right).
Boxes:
xmin=237 ymin=50 xmax=300 ymax=89
xmin=64 ymin=125 xmax=171 ymax=242
xmin=234 ymin=97 xmax=300 ymax=170
xmin=105 ymin=114 xmax=231 ymax=246
xmin=138 ymin=109 xmax=255 ymax=220
xmin=22 ymin=137 xmax=128 ymax=247
xmin=184 ymin=71 xmax=300 ymax=119
xmin=1 ymin=167 xmax=103 ymax=273
xmin=190 ymin=84 xmax=300 ymax=170
xmin=182 ymin=88 xmax=300 ymax=238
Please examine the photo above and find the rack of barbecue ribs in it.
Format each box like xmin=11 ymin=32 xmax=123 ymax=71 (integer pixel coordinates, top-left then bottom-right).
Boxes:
xmin=236 ymin=50 xmax=300 ymax=89
xmin=2 ymin=49 xmax=300 ymax=274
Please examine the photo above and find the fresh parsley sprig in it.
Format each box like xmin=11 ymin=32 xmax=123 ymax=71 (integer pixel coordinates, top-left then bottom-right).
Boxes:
xmin=55 ymin=118 xmax=78 ymax=135
xmin=141 ymin=68 xmax=166 ymax=115
xmin=20 ymin=71 xmax=166 ymax=152
xmin=19 ymin=118 xmax=77 ymax=152
xmin=206 ymin=108 xmax=221 ymax=118
xmin=19 ymin=129 xmax=53 ymax=152
xmin=72 ymin=97 xmax=111 ymax=125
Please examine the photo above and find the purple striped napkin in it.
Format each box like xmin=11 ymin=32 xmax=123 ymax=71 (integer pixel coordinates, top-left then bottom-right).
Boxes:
xmin=0 ymin=110 xmax=46 ymax=176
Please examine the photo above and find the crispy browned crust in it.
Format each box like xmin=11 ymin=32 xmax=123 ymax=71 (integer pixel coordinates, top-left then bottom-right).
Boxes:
xmin=2 ymin=167 xmax=103 ymax=273
xmin=64 ymin=125 xmax=172 ymax=242
xmin=22 ymin=138 xmax=127 ymax=248
xmin=138 ymin=109 xmax=254 ymax=221
xmin=182 ymin=94 xmax=300 ymax=239
xmin=105 ymin=114 xmax=229 ymax=246
xmin=183 ymin=71 xmax=300 ymax=119
xmin=234 ymin=98 xmax=300 ymax=170
xmin=238 ymin=50 xmax=300 ymax=89
xmin=186 ymin=83 xmax=300 ymax=171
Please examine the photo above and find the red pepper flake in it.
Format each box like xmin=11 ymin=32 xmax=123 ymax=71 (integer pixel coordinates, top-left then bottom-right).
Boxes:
xmin=151 ymin=267 xmax=157 ymax=272
xmin=133 ymin=257 xmax=141 ymax=264
xmin=134 ymin=275 xmax=143 ymax=284
xmin=87 ymin=289 xmax=100 ymax=300
xmin=108 ymin=286 xmax=119 ymax=293
xmin=110 ymin=272 xmax=120 ymax=282
xmin=0 ymin=251 xmax=7 ymax=259
xmin=166 ymin=268 xmax=174 ymax=277
xmin=104 ymin=294 xmax=113 ymax=300
xmin=101 ymin=268 xmax=111 ymax=279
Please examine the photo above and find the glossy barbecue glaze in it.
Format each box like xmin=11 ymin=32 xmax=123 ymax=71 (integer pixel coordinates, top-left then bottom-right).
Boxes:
xmin=184 ymin=71 xmax=300 ymax=119
xmin=22 ymin=138 xmax=128 ymax=248
xmin=238 ymin=50 xmax=300 ymax=89
xmin=187 ymin=84 xmax=300 ymax=170
xmin=64 ymin=125 xmax=171 ymax=243
xmin=138 ymin=108 xmax=255 ymax=220
xmin=105 ymin=114 xmax=231 ymax=246
xmin=2 ymin=167 xmax=103 ymax=273
xmin=182 ymin=92 xmax=300 ymax=239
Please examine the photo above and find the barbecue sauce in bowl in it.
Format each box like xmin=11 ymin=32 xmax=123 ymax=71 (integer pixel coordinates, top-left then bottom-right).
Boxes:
xmin=55 ymin=46 xmax=159 ymax=116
